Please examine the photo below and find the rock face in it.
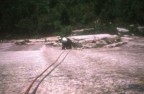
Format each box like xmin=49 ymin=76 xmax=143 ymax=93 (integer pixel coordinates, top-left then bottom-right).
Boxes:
xmin=45 ymin=34 xmax=127 ymax=49
xmin=116 ymin=27 xmax=130 ymax=36
xmin=71 ymin=28 xmax=94 ymax=36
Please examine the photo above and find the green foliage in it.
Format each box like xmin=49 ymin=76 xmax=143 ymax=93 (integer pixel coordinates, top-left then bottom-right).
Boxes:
xmin=94 ymin=22 xmax=116 ymax=34
xmin=55 ymin=25 xmax=73 ymax=37
xmin=0 ymin=0 xmax=144 ymax=39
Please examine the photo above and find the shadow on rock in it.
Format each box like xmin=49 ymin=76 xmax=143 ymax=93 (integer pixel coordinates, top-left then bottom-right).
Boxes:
xmin=126 ymin=84 xmax=144 ymax=92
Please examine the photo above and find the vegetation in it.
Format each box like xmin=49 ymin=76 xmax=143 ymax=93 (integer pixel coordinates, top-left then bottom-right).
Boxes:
xmin=0 ymin=0 xmax=144 ymax=39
